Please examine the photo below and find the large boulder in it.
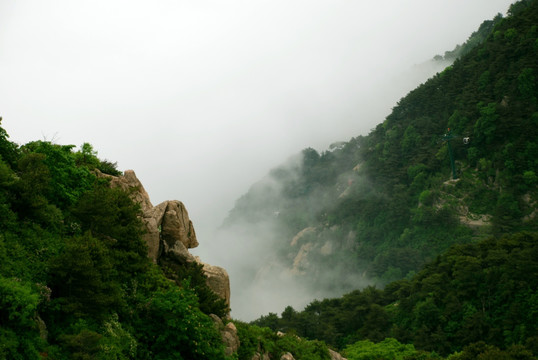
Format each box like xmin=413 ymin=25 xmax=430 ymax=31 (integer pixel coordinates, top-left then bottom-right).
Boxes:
xmin=210 ymin=315 xmax=240 ymax=356
xmin=100 ymin=169 xmax=199 ymax=262
xmin=329 ymin=349 xmax=347 ymax=360
xmin=101 ymin=170 xmax=230 ymax=309
xmin=197 ymin=258 xmax=231 ymax=308
xmin=107 ymin=169 xmax=154 ymax=212
xmin=161 ymin=200 xmax=199 ymax=250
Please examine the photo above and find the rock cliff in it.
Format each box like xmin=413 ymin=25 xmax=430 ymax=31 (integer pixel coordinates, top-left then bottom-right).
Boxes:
xmin=99 ymin=170 xmax=231 ymax=309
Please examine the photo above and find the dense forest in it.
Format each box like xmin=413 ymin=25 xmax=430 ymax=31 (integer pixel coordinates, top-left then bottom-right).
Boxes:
xmin=253 ymin=232 xmax=538 ymax=358
xmin=225 ymin=0 xmax=538 ymax=288
xmin=0 ymin=129 xmax=228 ymax=358
xmin=230 ymin=0 xmax=538 ymax=358
xmin=0 ymin=124 xmax=333 ymax=359
xmin=1 ymin=0 xmax=538 ymax=359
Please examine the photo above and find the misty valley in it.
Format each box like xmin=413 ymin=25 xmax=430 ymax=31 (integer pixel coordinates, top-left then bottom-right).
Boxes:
xmin=1 ymin=0 xmax=538 ymax=359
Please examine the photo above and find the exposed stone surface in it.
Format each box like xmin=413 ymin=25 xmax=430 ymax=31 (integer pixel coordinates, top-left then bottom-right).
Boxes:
xmin=281 ymin=353 xmax=295 ymax=360
xmin=222 ymin=322 xmax=240 ymax=356
xmin=100 ymin=169 xmax=230 ymax=310
xmin=107 ymin=169 xmax=154 ymax=211
xmin=99 ymin=169 xmax=199 ymax=263
xmin=320 ymin=241 xmax=333 ymax=255
xmin=37 ymin=315 xmax=48 ymax=341
xmin=210 ymin=314 xmax=240 ymax=356
xmin=329 ymin=349 xmax=348 ymax=360
xmin=161 ymin=200 xmax=199 ymax=249
xmin=291 ymin=242 xmax=313 ymax=275
xmin=251 ymin=353 xmax=271 ymax=360
xmin=164 ymin=237 xmax=194 ymax=263
xmin=197 ymin=258 xmax=231 ymax=307
xmin=290 ymin=227 xmax=316 ymax=246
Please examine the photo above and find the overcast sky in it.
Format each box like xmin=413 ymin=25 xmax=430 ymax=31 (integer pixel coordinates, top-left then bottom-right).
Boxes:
xmin=0 ymin=0 xmax=514 ymax=247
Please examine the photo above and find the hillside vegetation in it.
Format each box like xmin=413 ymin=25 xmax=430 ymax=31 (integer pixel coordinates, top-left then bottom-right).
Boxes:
xmin=225 ymin=0 xmax=538 ymax=289
xmin=1 ymin=0 xmax=537 ymax=359
xmin=0 ymin=130 xmax=240 ymax=358
xmin=0 ymin=125 xmax=336 ymax=359
xmin=230 ymin=0 xmax=538 ymax=358
xmin=253 ymin=232 xmax=538 ymax=358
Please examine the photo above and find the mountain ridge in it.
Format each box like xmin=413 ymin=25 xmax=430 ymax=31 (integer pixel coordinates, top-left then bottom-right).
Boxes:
xmin=0 ymin=0 xmax=537 ymax=358
xmin=219 ymin=0 xmax=538 ymax=332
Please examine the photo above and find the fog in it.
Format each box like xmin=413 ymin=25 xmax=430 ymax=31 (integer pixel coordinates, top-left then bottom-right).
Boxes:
xmin=0 ymin=0 xmax=515 ymax=320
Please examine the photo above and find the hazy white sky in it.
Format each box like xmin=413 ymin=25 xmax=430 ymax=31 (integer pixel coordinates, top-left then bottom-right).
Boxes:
xmin=0 ymin=0 xmax=514 ymax=242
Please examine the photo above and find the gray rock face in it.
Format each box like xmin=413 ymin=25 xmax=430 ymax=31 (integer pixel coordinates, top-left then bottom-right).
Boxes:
xmin=281 ymin=353 xmax=295 ymax=360
xmin=222 ymin=322 xmax=240 ymax=356
xmin=101 ymin=169 xmax=230 ymax=309
xmin=142 ymin=199 xmax=198 ymax=263
xmin=250 ymin=353 xmax=271 ymax=360
xmin=329 ymin=349 xmax=348 ymax=360
xmin=210 ymin=315 xmax=240 ymax=356
xmin=198 ymin=259 xmax=231 ymax=308
xmin=161 ymin=200 xmax=199 ymax=250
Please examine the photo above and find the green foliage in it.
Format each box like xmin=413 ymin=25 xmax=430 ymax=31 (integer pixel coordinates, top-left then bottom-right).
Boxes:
xmin=0 ymin=117 xmax=19 ymax=167
xmin=0 ymin=121 xmax=233 ymax=358
xmin=234 ymin=321 xmax=279 ymax=359
xmin=0 ymin=276 xmax=44 ymax=359
xmin=474 ymin=102 xmax=498 ymax=145
xmin=163 ymin=260 xmax=229 ymax=318
xmin=234 ymin=321 xmax=330 ymax=360
xmin=276 ymin=334 xmax=330 ymax=360
xmin=48 ymin=232 xmax=122 ymax=320
xmin=437 ymin=14 xmax=504 ymax=61
xmin=75 ymin=142 xmax=122 ymax=176
xmin=518 ymin=68 xmax=537 ymax=102
xmin=1 ymin=0 xmax=538 ymax=358
xmin=449 ymin=341 xmax=535 ymax=360
xmin=224 ymin=0 xmax=538 ymax=299
xmin=134 ymin=285 xmax=227 ymax=360
xmin=101 ymin=318 xmax=138 ymax=359
xmin=57 ymin=328 xmax=103 ymax=360
xmin=343 ymin=338 xmax=427 ymax=360
xmin=252 ymin=232 xmax=538 ymax=357
xmin=20 ymin=141 xmax=95 ymax=210
xmin=71 ymin=183 xmax=149 ymax=281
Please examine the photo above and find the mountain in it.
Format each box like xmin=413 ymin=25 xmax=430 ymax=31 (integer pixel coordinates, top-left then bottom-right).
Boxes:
xmin=0 ymin=133 xmax=236 ymax=358
xmin=1 ymin=0 xmax=537 ymax=358
xmin=0 ymin=123 xmax=344 ymax=359
xmin=225 ymin=0 xmax=538 ymax=358
xmin=253 ymin=231 xmax=538 ymax=358
xmin=223 ymin=0 xmax=538 ymax=300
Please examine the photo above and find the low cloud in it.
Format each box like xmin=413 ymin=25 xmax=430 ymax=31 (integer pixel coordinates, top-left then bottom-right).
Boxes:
xmin=0 ymin=0 xmax=514 ymax=321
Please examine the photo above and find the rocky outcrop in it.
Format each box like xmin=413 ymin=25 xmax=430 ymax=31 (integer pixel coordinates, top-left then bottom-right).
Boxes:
xmin=210 ymin=314 xmax=240 ymax=356
xmin=290 ymin=227 xmax=315 ymax=247
xmin=197 ymin=258 xmax=231 ymax=307
xmin=329 ymin=349 xmax=348 ymax=360
xmin=104 ymin=169 xmax=199 ymax=263
xmin=251 ymin=354 xmax=271 ymax=360
xmin=291 ymin=242 xmax=313 ymax=275
xmin=99 ymin=170 xmax=231 ymax=309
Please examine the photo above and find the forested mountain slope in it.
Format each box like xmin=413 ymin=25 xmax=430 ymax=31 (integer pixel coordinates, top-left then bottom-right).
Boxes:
xmin=253 ymin=232 xmax=538 ymax=358
xmin=0 ymin=130 xmax=234 ymax=358
xmin=0 ymin=125 xmax=335 ymax=359
xmin=243 ymin=1 xmax=538 ymax=358
xmin=1 ymin=0 xmax=537 ymax=358
xmin=224 ymin=0 xmax=538 ymax=293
